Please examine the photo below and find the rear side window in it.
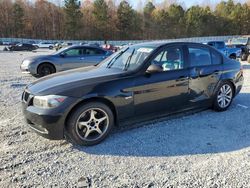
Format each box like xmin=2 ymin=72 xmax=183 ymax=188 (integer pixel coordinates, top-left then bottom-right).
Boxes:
xmin=189 ymin=47 xmax=211 ymax=67
xmin=211 ymin=51 xmax=222 ymax=65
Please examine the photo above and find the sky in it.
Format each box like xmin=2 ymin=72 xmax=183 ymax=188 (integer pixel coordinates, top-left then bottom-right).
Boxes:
xmin=47 ymin=0 xmax=248 ymax=9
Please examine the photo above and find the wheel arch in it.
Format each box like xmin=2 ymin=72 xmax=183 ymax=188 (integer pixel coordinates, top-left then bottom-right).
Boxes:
xmin=229 ymin=53 xmax=236 ymax=59
xmin=64 ymin=97 xmax=118 ymax=130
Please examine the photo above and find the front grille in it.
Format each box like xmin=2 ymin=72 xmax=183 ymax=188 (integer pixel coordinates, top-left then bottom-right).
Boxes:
xmin=23 ymin=91 xmax=30 ymax=102
xmin=22 ymin=90 xmax=33 ymax=104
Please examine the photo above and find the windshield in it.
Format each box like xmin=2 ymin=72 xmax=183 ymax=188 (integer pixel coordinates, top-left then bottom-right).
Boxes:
xmin=52 ymin=47 xmax=68 ymax=55
xmin=100 ymin=45 xmax=155 ymax=71
xmin=216 ymin=42 xmax=225 ymax=49
xmin=231 ymin=37 xmax=248 ymax=44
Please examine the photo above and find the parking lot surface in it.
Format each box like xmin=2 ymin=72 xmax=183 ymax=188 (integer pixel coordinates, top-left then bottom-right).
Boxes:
xmin=0 ymin=48 xmax=249 ymax=187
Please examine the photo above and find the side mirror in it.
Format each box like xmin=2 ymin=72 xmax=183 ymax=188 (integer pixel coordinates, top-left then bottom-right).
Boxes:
xmin=146 ymin=64 xmax=163 ymax=74
xmin=60 ymin=53 xmax=66 ymax=57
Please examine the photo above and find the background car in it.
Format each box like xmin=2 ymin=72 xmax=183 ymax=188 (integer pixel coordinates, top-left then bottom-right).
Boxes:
xmin=20 ymin=45 xmax=113 ymax=77
xmin=207 ymin=41 xmax=241 ymax=59
xmin=228 ymin=36 xmax=250 ymax=61
xmin=35 ymin=42 xmax=54 ymax=49
xmin=22 ymin=42 xmax=244 ymax=146
xmin=4 ymin=43 xmax=37 ymax=51
xmin=54 ymin=42 xmax=73 ymax=51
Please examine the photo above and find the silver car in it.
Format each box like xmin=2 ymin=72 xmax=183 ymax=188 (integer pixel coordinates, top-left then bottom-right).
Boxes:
xmin=20 ymin=45 xmax=112 ymax=77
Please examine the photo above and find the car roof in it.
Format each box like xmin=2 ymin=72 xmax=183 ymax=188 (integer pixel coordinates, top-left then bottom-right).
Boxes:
xmin=66 ymin=45 xmax=105 ymax=50
xmin=207 ymin=41 xmax=224 ymax=43
xmin=132 ymin=41 xmax=209 ymax=48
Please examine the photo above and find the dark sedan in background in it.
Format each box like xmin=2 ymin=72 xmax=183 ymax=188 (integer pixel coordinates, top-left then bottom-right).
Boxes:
xmin=22 ymin=42 xmax=243 ymax=146
xmin=20 ymin=45 xmax=112 ymax=77
xmin=4 ymin=43 xmax=37 ymax=51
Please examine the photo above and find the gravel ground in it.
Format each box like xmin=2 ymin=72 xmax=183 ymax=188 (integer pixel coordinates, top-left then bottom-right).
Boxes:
xmin=0 ymin=47 xmax=250 ymax=188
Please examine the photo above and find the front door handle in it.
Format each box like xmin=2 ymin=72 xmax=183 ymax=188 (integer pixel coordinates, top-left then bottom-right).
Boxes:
xmin=190 ymin=67 xmax=202 ymax=78
xmin=176 ymin=76 xmax=189 ymax=81
xmin=213 ymin=70 xmax=220 ymax=74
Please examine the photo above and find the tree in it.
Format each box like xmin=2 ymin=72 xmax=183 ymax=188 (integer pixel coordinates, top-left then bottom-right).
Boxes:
xmin=116 ymin=1 xmax=135 ymax=39
xmin=64 ymin=0 xmax=82 ymax=39
xmin=167 ymin=4 xmax=185 ymax=38
xmin=12 ymin=1 xmax=24 ymax=37
xmin=152 ymin=9 xmax=169 ymax=39
xmin=92 ymin=0 xmax=109 ymax=40
xmin=143 ymin=1 xmax=156 ymax=39
xmin=185 ymin=6 xmax=216 ymax=37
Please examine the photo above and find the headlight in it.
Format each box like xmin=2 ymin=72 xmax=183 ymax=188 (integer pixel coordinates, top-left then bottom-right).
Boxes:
xmin=33 ymin=95 xmax=67 ymax=109
xmin=21 ymin=60 xmax=31 ymax=68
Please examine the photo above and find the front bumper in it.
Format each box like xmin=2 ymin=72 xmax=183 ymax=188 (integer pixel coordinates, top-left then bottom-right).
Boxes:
xmin=22 ymin=92 xmax=79 ymax=140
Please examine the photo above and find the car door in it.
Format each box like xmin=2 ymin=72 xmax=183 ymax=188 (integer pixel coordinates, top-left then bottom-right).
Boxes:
xmin=187 ymin=44 xmax=223 ymax=105
xmin=59 ymin=47 xmax=84 ymax=70
xmin=82 ymin=47 xmax=108 ymax=65
xmin=133 ymin=45 xmax=190 ymax=116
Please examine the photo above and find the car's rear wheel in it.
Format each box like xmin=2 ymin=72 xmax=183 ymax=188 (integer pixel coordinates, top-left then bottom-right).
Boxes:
xmin=213 ymin=82 xmax=234 ymax=111
xmin=66 ymin=102 xmax=114 ymax=146
xmin=37 ymin=63 xmax=56 ymax=77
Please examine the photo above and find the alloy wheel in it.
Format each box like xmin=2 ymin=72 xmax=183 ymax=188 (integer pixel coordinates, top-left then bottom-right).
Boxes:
xmin=217 ymin=84 xmax=233 ymax=108
xmin=75 ymin=108 xmax=109 ymax=142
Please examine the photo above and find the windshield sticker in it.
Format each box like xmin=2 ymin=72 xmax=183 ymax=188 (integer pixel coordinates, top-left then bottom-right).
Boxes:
xmin=137 ymin=48 xmax=154 ymax=53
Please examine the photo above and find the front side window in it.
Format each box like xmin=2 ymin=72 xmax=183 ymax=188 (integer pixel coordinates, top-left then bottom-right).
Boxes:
xmin=215 ymin=42 xmax=225 ymax=49
xmin=189 ymin=47 xmax=211 ymax=67
xmin=151 ymin=47 xmax=184 ymax=71
xmin=64 ymin=48 xmax=81 ymax=56
xmin=84 ymin=48 xmax=104 ymax=55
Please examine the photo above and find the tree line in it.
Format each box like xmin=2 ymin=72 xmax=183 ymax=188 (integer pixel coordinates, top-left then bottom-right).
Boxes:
xmin=0 ymin=0 xmax=249 ymax=41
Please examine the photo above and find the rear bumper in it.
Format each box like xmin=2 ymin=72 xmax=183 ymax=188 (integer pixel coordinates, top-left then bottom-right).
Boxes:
xmin=235 ymin=75 xmax=244 ymax=96
xmin=22 ymin=96 xmax=79 ymax=140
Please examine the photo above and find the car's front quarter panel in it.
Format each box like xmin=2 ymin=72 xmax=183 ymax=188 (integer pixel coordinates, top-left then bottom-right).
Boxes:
xmin=56 ymin=76 xmax=136 ymax=122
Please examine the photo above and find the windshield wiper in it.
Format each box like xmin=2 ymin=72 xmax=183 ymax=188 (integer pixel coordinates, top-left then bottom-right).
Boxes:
xmin=106 ymin=48 xmax=128 ymax=68
xmin=123 ymin=49 xmax=135 ymax=71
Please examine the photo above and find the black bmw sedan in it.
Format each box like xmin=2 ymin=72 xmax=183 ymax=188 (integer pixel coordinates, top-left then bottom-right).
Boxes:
xmin=22 ymin=42 xmax=244 ymax=146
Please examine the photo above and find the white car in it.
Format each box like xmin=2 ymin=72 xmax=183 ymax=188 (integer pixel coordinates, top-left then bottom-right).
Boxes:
xmin=34 ymin=42 xmax=54 ymax=49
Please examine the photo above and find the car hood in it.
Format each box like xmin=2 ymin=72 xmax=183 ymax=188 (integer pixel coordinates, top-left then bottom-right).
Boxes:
xmin=25 ymin=55 xmax=53 ymax=61
xmin=27 ymin=66 xmax=125 ymax=97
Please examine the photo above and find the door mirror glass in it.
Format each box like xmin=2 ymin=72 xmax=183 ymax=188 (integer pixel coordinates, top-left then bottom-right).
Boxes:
xmin=60 ymin=52 xmax=66 ymax=57
xmin=146 ymin=64 xmax=163 ymax=74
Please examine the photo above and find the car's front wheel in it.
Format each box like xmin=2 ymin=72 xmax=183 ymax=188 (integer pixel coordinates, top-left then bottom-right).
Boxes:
xmin=66 ymin=102 xmax=114 ymax=146
xmin=37 ymin=63 xmax=56 ymax=77
xmin=213 ymin=82 xmax=234 ymax=111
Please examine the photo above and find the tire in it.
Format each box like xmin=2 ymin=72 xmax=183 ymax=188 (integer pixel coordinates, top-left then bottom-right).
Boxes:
xmin=66 ymin=102 xmax=114 ymax=146
xmin=213 ymin=81 xmax=234 ymax=112
xmin=37 ymin=63 xmax=56 ymax=77
xmin=241 ymin=53 xmax=248 ymax=61
xmin=49 ymin=46 xmax=53 ymax=50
